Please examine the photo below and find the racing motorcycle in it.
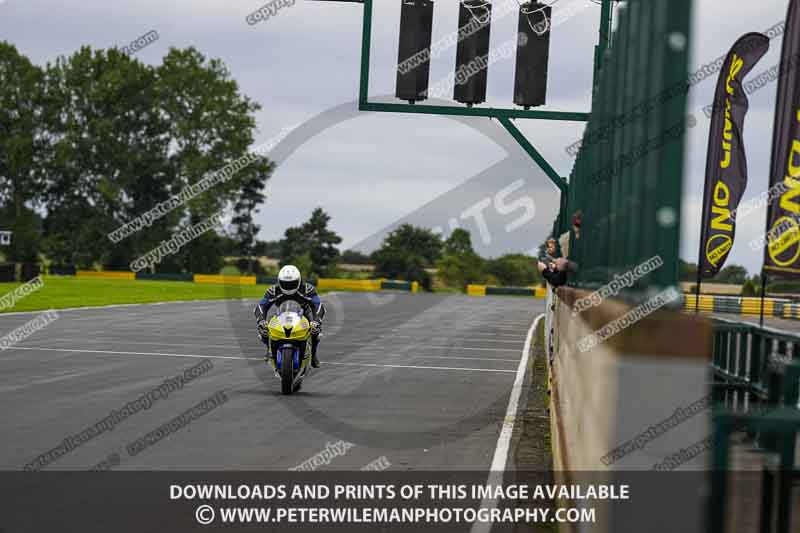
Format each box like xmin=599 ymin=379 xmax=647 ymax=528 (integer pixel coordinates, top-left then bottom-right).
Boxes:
xmin=260 ymin=301 xmax=313 ymax=394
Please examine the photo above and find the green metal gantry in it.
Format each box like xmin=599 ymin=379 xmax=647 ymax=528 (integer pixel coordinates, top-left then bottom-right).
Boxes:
xmin=314 ymin=0 xmax=614 ymax=194
xmin=317 ymin=0 xmax=616 ymax=195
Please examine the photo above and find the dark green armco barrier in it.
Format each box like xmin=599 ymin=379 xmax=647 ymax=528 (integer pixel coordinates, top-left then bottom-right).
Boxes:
xmin=48 ymin=265 xmax=77 ymax=276
xmin=0 ymin=263 xmax=14 ymax=282
xmin=380 ymin=280 xmax=411 ymax=291
xmin=709 ymin=317 xmax=800 ymax=533
xmin=712 ymin=297 xmax=739 ymax=314
xmin=561 ymin=0 xmax=692 ymax=292
xmin=485 ymin=286 xmax=536 ymax=296
xmin=135 ymin=272 xmax=194 ymax=282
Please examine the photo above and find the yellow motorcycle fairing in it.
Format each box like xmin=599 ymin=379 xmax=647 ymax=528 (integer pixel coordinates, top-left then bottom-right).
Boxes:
xmin=267 ymin=313 xmax=312 ymax=341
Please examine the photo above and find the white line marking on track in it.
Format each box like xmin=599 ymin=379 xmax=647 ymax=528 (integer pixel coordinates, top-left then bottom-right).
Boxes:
xmin=381 ymin=334 xmax=524 ymax=344
xmin=19 ymin=339 xmax=522 ymax=354
xmin=0 ymin=369 xmax=93 ymax=392
xmin=22 ymin=338 xmax=249 ymax=350
xmin=0 ymin=298 xmax=255 ymax=317
xmin=7 ymin=346 xmax=516 ymax=374
xmin=9 ymin=346 xmax=254 ymax=360
xmin=17 ymin=342 xmax=521 ymax=363
xmin=406 ymin=345 xmax=520 ymax=353
xmin=470 ymin=313 xmax=543 ymax=533
xmin=0 ymin=290 xmax=356 ymax=319
xmin=349 ymin=353 xmax=521 ymax=362
xmin=325 ymin=361 xmax=515 ymax=373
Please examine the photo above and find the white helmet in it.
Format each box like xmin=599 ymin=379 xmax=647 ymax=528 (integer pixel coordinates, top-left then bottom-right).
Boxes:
xmin=278 ymin=265 xmax=302 ymax=295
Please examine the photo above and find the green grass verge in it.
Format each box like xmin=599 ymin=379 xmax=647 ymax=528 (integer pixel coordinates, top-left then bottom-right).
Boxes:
xmin=0 ymin=276 xmax=270 ymax=313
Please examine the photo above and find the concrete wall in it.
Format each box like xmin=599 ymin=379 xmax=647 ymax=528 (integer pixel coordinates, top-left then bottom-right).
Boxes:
xmin=546 ymin=287 xmax=713 ymax=533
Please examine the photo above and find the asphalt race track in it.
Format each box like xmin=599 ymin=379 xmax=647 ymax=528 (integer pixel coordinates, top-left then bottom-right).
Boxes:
xmin=0 ymin=293 xmax=543 ymax=472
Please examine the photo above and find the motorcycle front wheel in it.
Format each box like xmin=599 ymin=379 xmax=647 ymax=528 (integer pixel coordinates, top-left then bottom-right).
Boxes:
xmin=280 ymin=346 xmax=294 ymax=395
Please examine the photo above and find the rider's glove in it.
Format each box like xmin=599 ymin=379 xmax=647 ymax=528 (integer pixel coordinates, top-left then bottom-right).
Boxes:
xmin=257 ymin=319 xmax=269 ymax=337
xmin=310 ymin=321 xmax=322 ymax=334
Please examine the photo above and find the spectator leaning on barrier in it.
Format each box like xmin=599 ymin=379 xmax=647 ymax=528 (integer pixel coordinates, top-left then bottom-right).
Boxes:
xmin=539 ymin=213 xmax=581 ymax=289
xmin=538 ymin=238 xmax=568 ymax=287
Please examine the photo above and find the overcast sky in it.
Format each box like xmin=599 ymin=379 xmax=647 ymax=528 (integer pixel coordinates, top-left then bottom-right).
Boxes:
xmin=0 ymin=0 xmax=794 ymax=271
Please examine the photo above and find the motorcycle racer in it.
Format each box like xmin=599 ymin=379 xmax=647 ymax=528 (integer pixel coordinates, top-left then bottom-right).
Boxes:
xmin=254 ymin=265 xmax=325 ymax=368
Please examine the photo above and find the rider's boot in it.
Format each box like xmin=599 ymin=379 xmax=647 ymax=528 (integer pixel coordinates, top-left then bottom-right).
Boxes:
xmin=260 ymin=336 xmax=272 ymax=365
xmin=311 ymin=334 xmax=321 ymax=368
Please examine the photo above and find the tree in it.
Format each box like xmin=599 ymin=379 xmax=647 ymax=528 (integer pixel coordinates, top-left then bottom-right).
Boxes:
xmin=147 ymin=46 xmax=272 ymax=273
xmin=443 ymin=228 xmax=474 ymax=256
xmin=0 ymin=205 xmax=43 ymax=264
xmin=766 ymin=279 xmax=800 ymax=295
xmin=43 ymin=46 xmax=173 ymax=267
xmin=374 ymin=248 xmax=432 ymax=291
xmin=341 ymin=249 xmax=372 ymax=265
xmin=303 ymin=208 xmax=342 ymax=276
xmin=375 ymin=224 xmax=442 ymax=265
xmin=372 ymin=224 xmax=442 ymax=291
xmin=253 ymin=240 xmax=282 ymax=258
xmin=714 ymin=264 xmax=748 ymax=285
xmin=280 ymin=226 xmax=308 ymax=267
xmin=184 ymin=232 xmax=226 ymax=274
xmin=155 ymin=47 xmax=269 ymax=205
xmin=288 ymin=253 xmax=313 ymax=280
xmin=42 ymin=201 xmax=111 ymax=268
xmin=678 ymin=259 xmax=697 ymax=282
xmin=231 ymin=170 xmax=272 ymax=274
xmin=0 ymin=42 xmax=48 ymax=262
xmin=279 ymin=208 xmax=342 ymax=277
xmin=37 ymin=45 xmax=270 ymax=272
xmin=487 ymin=254 xmax=541 ymax=287
xmin=436 ymin=229 xmax=486 ymax=289
xmin=741 ymin=279 xmax=757 ymax=297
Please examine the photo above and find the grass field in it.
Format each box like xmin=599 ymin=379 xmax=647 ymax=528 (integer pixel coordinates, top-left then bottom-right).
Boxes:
xmin=0 ymin=276 xmax=270 ymax=313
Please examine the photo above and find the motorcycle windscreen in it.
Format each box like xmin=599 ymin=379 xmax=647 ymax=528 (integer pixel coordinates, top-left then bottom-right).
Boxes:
xmin=277 ymin=301 xmax=303 ymax=315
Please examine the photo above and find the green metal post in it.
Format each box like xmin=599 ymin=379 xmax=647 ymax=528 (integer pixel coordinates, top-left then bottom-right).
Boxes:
xmin=710 ymin=415 xmax=732 ymax=533
xmin=359 ymin=0 xmax=373 ymax=106
xmin=593 ymin=0 xmax=613 ymax=88
xmin=498 ymin=117 xmax=568 ymax=193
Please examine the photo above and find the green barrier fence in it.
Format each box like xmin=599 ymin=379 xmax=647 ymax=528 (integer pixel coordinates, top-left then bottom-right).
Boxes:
xmin=561 ymin=0 xmax=692 ymax=292
xmin=380 ymin=280 xmax=411 ymax=291
xmin=486 ymin=287 xmax=536 ymax=296
xmin=48 ymin=265 xmax=77 ymax=276
xmin=709 ymin=317 xmax=800 ymax=533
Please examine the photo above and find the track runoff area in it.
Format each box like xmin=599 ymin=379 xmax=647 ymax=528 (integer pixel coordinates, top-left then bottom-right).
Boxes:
xmin=0 ymin=293 xmax=607 ymax=531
